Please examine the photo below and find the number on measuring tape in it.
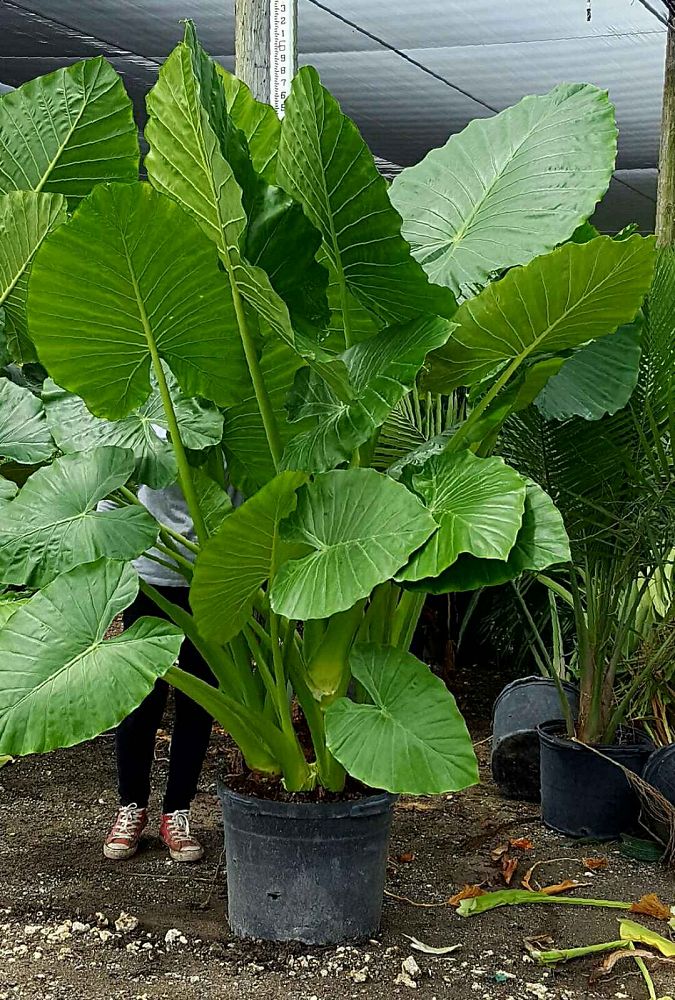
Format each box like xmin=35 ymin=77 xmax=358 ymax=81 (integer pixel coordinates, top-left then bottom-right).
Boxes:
xmin=270 ymin=0 xmax=296 ymax=116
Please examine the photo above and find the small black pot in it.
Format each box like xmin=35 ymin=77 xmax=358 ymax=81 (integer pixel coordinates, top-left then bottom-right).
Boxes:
xmin=491 ymin=676 xmax=579 ymax=801
xmin=218 ymin=781 xmax=396 ymax=944
xmin=538 ymin=722 xmax=654 ymax=840
xmin=641 ymin=744 xmax=675 ymax=842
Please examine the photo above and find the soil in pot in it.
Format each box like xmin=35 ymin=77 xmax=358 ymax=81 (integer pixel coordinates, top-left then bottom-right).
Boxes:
xmin=538 ymin=721 xmax=654 ymax=840
xmin=218 ymin=774 xmax=396 ymax=945
xmin=491 ymin=676 xmax=579 ymax=802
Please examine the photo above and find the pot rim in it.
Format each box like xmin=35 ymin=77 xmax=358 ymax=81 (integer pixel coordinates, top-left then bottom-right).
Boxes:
xmin=492 ymin=674 xmax=579 ymax=724
xmin=217 ymin=778 xmax=397 ymax=819
xmin=537 ymin=719 xmax=654 ymax=753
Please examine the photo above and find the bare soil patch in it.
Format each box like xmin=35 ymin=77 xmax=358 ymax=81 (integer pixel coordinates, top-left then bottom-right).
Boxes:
xmin=1 ymin=720 xmax=674 ymax=1000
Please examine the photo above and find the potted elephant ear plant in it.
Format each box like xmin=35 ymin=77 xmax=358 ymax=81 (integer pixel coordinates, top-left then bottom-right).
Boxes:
xmin=0 ymin=23 xmax=656 ymax=943
xmin=500 ymin=248 xmax=674 ymax=839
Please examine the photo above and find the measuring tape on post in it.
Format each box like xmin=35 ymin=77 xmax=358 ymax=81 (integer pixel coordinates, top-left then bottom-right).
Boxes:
xmin=270 ymin=0 xmax=296 ymax=117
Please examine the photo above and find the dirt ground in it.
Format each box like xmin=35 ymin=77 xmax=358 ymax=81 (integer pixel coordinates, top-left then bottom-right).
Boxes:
xmin=1 ymin=721 xmax=674 ymax=1000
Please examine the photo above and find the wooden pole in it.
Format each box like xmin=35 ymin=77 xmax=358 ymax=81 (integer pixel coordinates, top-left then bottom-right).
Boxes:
xmin=235 ymin=0 xmax=271 ymax=102
xmin=234 ymin=0 xmax=297 ymax=113
xmin=656 ymin=14 xmax=675 ymax=246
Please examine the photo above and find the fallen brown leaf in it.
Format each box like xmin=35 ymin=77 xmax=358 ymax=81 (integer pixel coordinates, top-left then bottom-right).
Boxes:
xmin=502 ymin=856 xmax=518 ymax=885
xmin=449 ymin=884 xmax=486 ymax=907
xmin=510 ymin=837 xmax=534 ymax=851
xmin=630 ymin=893 xmax=672 ymax=920
xmin=582 ymin=856 xmax=608 ymax=870
xmin=523 ymin=934 xmax=555 ymax=955
xmin=540 ymin=879 xmax=582 ymax=896
xmin=491 ymin=843 xmax=509 ymax=861
xmin=589 ymin=947 xmax=674 ymax=982
xmin=395 ymin=851 xmax=415 ymax=864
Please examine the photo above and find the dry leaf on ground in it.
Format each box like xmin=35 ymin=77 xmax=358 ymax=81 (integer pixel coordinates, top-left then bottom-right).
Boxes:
xmin=396 ymin=851 xmax=415 ymax=864
xmin=540 ymin=880 xmax=584 ymax=896
xmin=589 ymin=947 xmax=673 ymax=982
xmin=404 ymin=934 xmax=461 ymax=955
xmin=502 ymin=856 xmax=518 ymax=885
xmin=582 ymin=856 xmax=608 ymax=870
xmin=449 ymin=884 xmax=486 ymax=907
xmin=491 ymin=843 xmax=509 ymax=861
xmin=510 ymin=837 xmax=534 ymax=850
xmin=630 ymin=894 xmax=673 ymax=921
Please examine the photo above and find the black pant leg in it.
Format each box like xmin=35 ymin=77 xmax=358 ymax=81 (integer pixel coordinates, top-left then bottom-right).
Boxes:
xmin=163 ymin=628 xmax=217 ymax=813
xmin=115 ymin=592 xmax=170 ymax=808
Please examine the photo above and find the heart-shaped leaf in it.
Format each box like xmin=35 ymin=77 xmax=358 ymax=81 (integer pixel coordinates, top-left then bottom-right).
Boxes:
xmin=426 ymin=235 xmax=655 ymax=393
xmin=535 ymin=322 xmax=642 ymax=421
xmin=0 ymin=191 xmax=67 ymax=362
xmin=191 ymin=470 xmax=308 ymax=644
xmin=222 ymin=336 xmax=309 ymax=494
xmin=398 ymin=451 xmax=527 ymax=583
xmin=43 ymin=371 xmax=223 ymax=489
xmin=282 ymin=316 xmax=455 ymax=472
xmin=0 ymin=378 xmax=54 ymax=463
xmin=411 ymin=481 xmax=570 ymax=593
xmin=390 ymin=84 xmax=617 ymax=297
xmin=0 ymin=447 xmax=158 ymax=586
xmin=269 ymin=469 xmax=437 ymax=620
xmin=277 ymin=66 xmax=456 ymax=329
xmin=217 ymin=65 xmax=280 ymax=183
xmin=0 ymin=58 xmax=139 ymax=203
xmin=325 ymin=643 xmax=479 ymax=794
xmin=28 ymin=182 xmax=247 ymax=418
xmin=0 ymin=560 xmax=182 ymax=755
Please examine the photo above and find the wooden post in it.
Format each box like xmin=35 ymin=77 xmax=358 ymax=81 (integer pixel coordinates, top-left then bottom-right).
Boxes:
xmin=235 ymin=0 xmax=271 ymax=102
xmin=656 ymin=14 xmax=675 ymax=246
xmin=234 ymin=0 xmax=297 ymax=113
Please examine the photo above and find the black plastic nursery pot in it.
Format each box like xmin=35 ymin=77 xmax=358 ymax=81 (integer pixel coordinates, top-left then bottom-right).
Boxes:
xmin=217 ymin=780 xmax=396 ymax=944
xmin=538 ymin=721 xmax=654 ymax=840
xmin=641 ymin=744 xmax=675 ymax=843
xmin=491 ymin=676 xmax=579 ymax=802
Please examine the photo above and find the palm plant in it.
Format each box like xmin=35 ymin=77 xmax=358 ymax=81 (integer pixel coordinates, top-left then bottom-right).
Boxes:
xmin=0 ymin=23 xmax=657 ymax=798
xmin=501 ymin=249 xmax=675 ymax=744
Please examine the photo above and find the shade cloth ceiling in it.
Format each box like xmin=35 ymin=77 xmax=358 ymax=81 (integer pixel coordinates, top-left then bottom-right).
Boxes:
xmin=0 ymin=0 xmax=667 ymax=232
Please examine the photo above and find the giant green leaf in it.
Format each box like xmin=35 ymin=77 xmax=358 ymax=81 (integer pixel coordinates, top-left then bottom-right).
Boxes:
xmin=534 ymin=322 xmax=642 ymax=421
xmin=398 ymin=451 xmax=527 ymax=583
xmin=244 ymin=184 xmax=330 ymax=334
xmin=0 ymin=559 xmax=183 ymax=755
xmin=325 ymin=644 xmax=479 ymax=794
xmin=321 ymin=249 xmax=381 ymax=347
xmin=0 ymin=447 xmax=158 ymax=587
xmin=217 ymin=66 xmax=280 ymax=183
xmin=145 ymin=26 xmax=297 ymax=351
xmin=426 ymin=235 xmax=655 ymax=392
xmin=0 ymin=58 xmax=139 ymax=203
xmin=43 ymin=370 xmax=224 ymax=489
xmin=191 ymin=471 xmax=308 ymax=643
xmin=282 ymin=316 xmax=455 ymax=472
xmin=277 ymin=66 xmax=456 ymax=328
xmin=28 ymin=182 xmax=247 ymax=418
xmin=412 ymin=481 xmax=570 ymax=593
xmin=0 ymin=191 xmax=67 ymax=362
xmin=0 ymin=378 xmax=54 ymax=463
xmin=389 ymin=84 xmax=617 ymax=297
xmin=269 ymin=469 xmax=437 ymax=620
xmin=222 ymin=336 xmax=309 ymax=494
xmin=0 ymin=478 xmax=17 ymax=503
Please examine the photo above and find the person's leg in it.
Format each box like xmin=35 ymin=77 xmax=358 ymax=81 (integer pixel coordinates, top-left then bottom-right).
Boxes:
xmin=163 ymin=621 xmax=216 ymax=813
xmin=115 ymin=592 xmax=169 ymax=808
xmin=159 ymin=588 xmax=217 ymax=861
xmin=105 ymin=590 xmax=170 ymax=860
